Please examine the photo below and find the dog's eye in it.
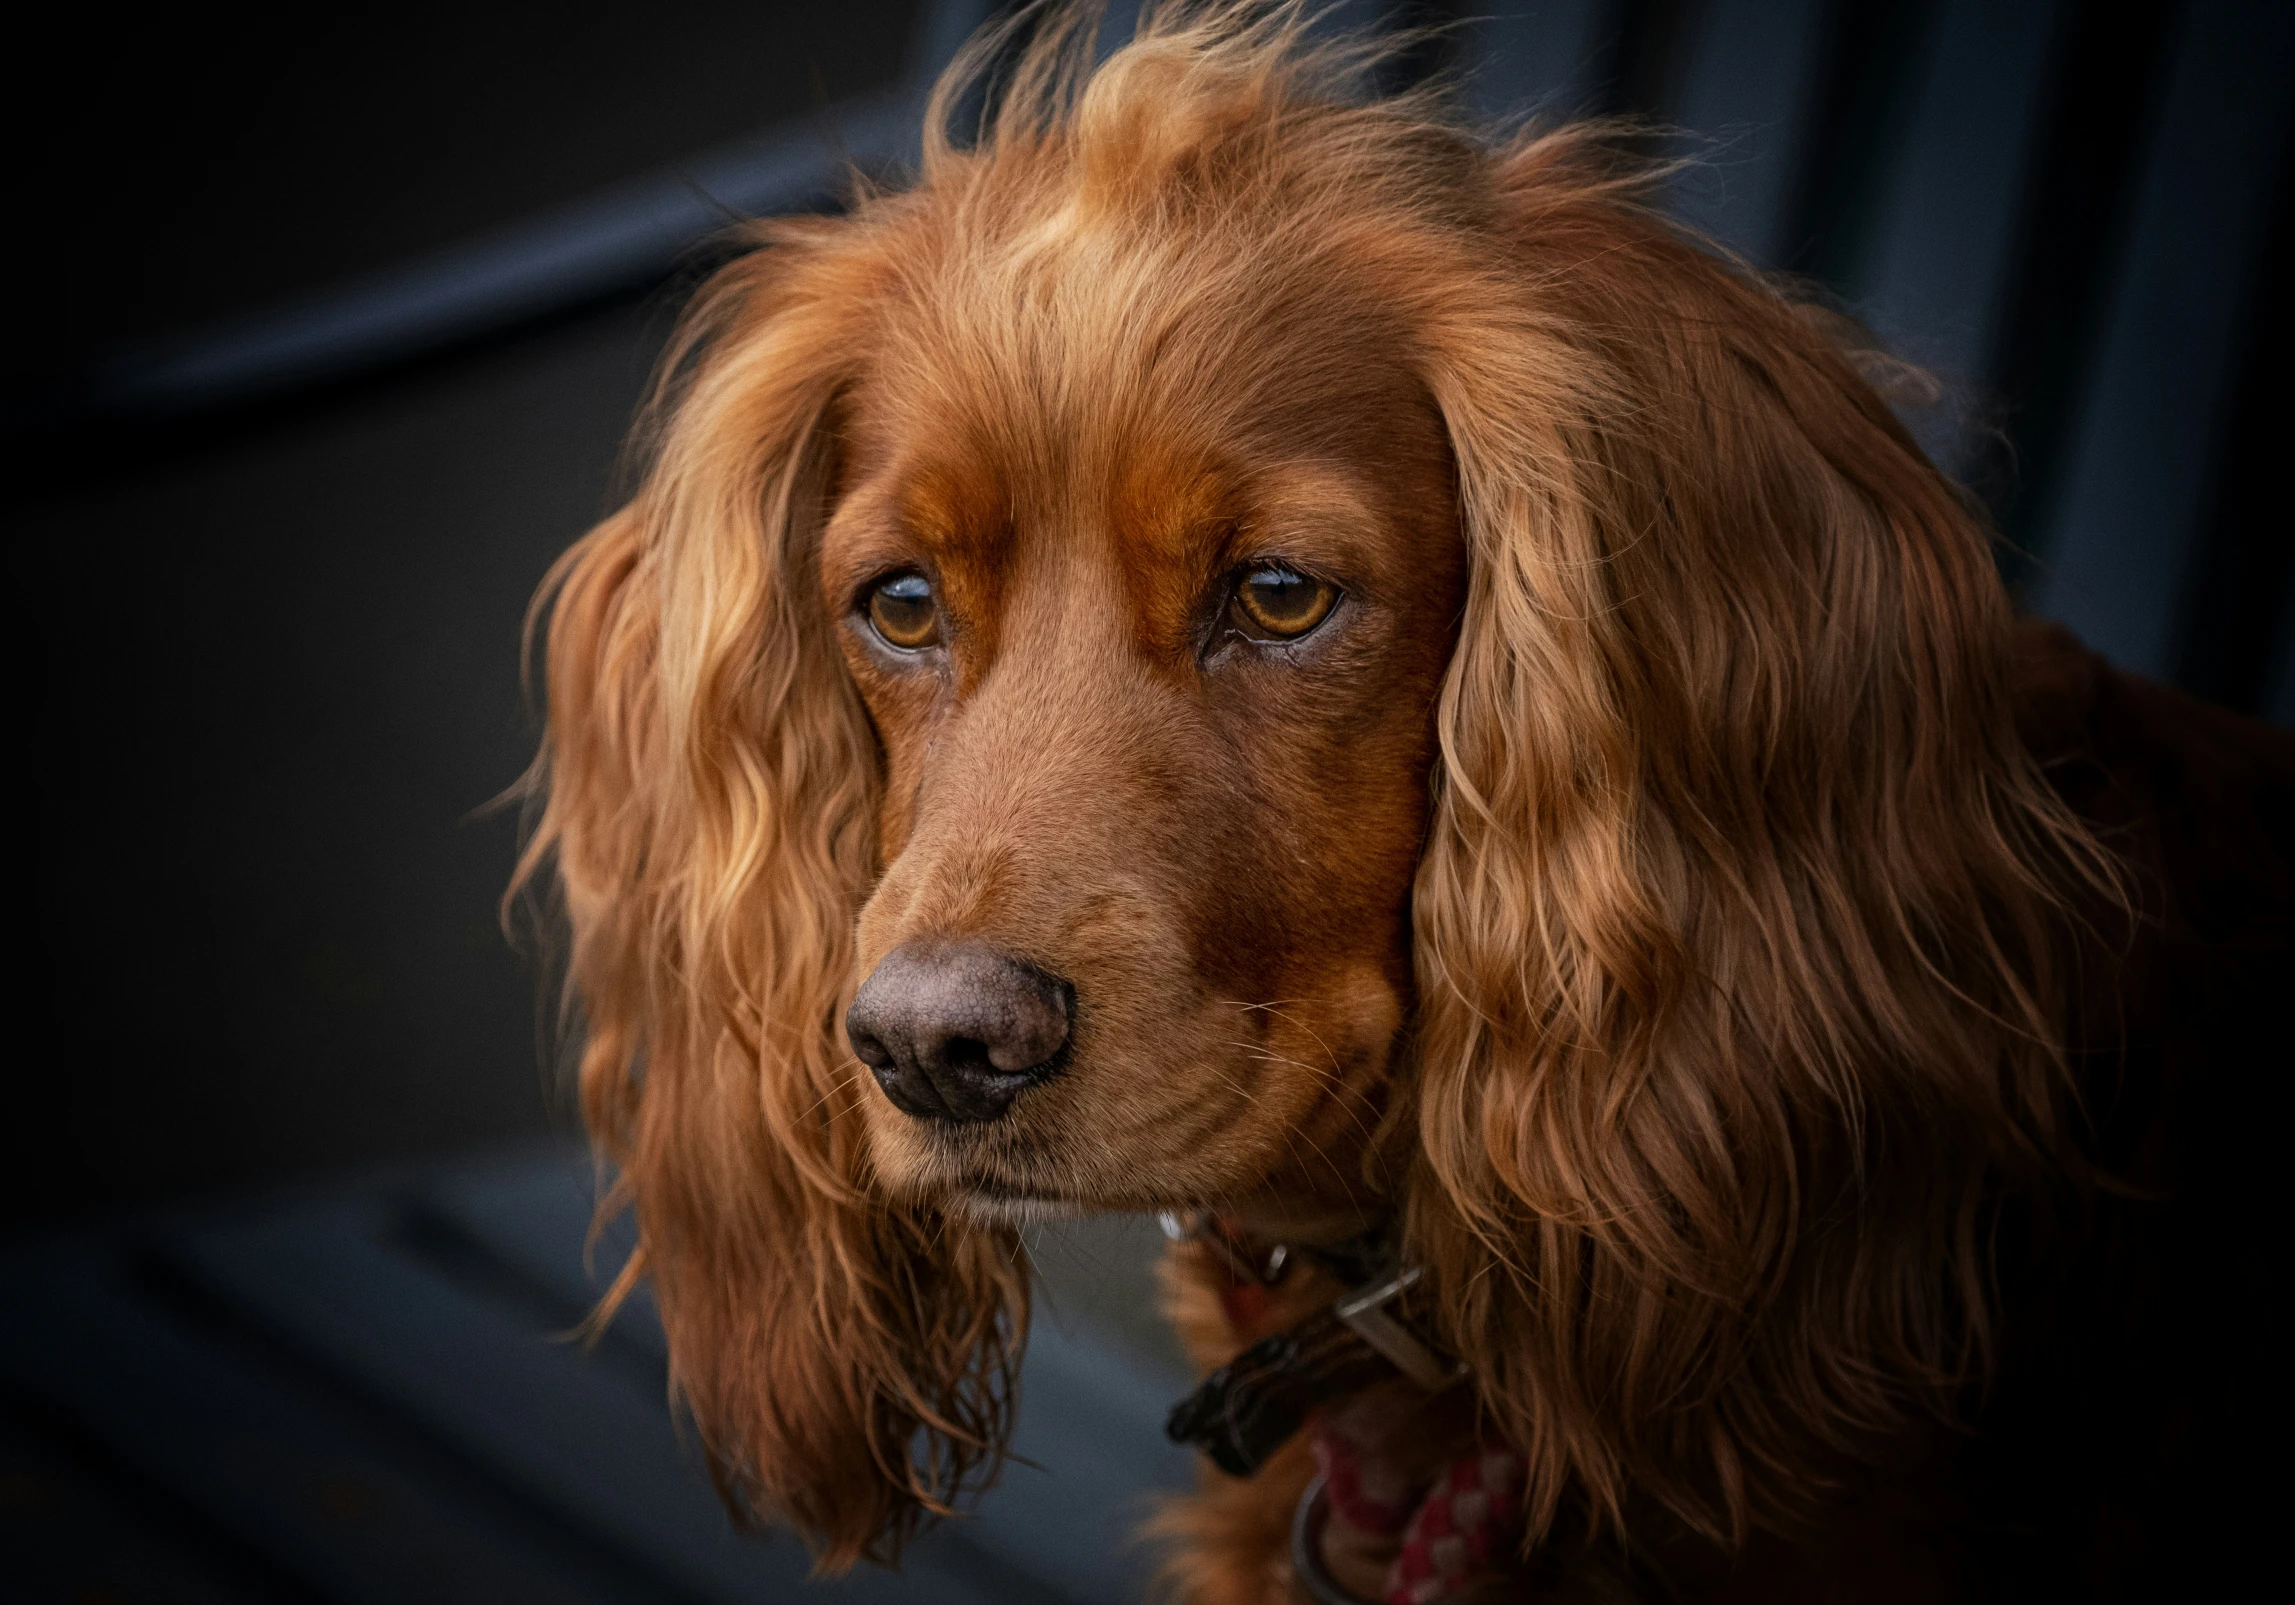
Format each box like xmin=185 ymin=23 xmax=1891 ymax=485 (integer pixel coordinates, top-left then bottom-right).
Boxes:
xmin=1230 ymin=563 xmax=1338 ymax=641
xmin=866 ymin=571 xmax=941 ymax=651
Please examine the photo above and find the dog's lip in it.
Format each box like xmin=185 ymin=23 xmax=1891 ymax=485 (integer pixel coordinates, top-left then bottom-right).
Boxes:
xmin=951 ymin=1169 xmax=1069 ymax=1203
xmin=945 ymin=1170 xmax=1090 ymax=1223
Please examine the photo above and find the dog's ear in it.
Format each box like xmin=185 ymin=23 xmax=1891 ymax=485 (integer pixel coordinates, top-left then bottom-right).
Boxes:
xmin=1408 ymin=129 xmax=2115 ymax=1545
xmin=514 ymin=237 xmax=1025 ymax=1569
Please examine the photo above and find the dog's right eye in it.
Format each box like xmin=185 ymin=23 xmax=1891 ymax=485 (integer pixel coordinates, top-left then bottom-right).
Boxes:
xmin=1230 ymin=563 xmax=1338 ymax=642
xmin=865 ymin=572 xmax=942 ymax=651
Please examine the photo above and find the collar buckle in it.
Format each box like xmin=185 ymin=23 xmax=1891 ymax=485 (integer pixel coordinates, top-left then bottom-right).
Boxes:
xmin=1161 ymin=1219 xmax=1468 ymax=1476
xmin=1330 ymin=1265 xmax=1467 ymax=1392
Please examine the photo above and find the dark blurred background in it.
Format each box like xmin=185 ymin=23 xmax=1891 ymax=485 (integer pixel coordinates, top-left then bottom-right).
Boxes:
xmin=11 ymin=0 xmax=934 ymax=1234
xmin=14 ymin=0 xmax=2294 ymax=1242
xmin=5 ymin=0 xmax=2290 ymax=1598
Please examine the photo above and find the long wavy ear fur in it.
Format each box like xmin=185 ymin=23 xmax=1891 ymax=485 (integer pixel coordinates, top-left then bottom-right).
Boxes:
xmin=1410 ymin=127 xmax=2118 ymax=1547
xmin=510 ymin=228 xmax=1025 ymax=1568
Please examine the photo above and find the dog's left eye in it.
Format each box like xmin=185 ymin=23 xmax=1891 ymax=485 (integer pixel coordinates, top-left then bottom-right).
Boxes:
xmin=1230 ymin=563 xmax=1338 ymax=642
xmin=866 ymin=571 xmax=942 ymax=651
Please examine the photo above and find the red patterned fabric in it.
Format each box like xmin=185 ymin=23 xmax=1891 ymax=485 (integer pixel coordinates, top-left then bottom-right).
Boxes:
xmin=1384 ymin=1445 xmax=1528 ymax=1603
xmin=1311 ymin=1419 xmax=1527 ymax=1603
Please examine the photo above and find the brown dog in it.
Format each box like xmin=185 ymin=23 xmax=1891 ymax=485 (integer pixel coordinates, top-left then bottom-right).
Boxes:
xmin=517 ymin=6 xmax=2294 ymax=1600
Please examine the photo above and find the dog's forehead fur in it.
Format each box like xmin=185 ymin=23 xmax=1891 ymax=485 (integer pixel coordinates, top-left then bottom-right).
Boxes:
xmin=813 ymin=105 xmax=1467 ymax=726
xmin=822 ymin=258 xmax=1452 ymax=671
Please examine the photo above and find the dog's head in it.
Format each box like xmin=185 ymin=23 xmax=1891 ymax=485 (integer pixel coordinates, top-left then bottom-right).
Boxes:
xmin=818 ymin=121 xmax=1466 ymax=1220
xmin=520 ymin=2 xmax=2110 ymax=1569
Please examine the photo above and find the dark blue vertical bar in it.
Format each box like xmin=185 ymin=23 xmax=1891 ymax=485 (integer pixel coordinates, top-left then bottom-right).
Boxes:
xmin=1460 ymin=0 xmax=1620 ymax=122
xmin=2033 ymin=0 xmax=2295 ymax=677
xmin=1854 ymin=0 xmax=2068 ymax=475
xmin=1666 ymin=0 xmax=1834 ymax=264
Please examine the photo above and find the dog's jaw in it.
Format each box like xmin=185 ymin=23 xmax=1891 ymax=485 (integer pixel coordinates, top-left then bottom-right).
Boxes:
xmin=945 ymin=1184 xmax=1087 ymax=1228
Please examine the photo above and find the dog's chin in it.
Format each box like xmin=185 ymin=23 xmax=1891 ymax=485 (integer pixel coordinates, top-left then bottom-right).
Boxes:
xmin=880 ymin=1138 xmax=1182 ymax=1226
xmin=945 ymin=1181 xmax=1087 ymax=1227
xmin=862 ymin=1120 xmax=1089 ymax=1222
xmin=894 ymin=1149 xmax=1095 ymax=1225
xmin=859 ymin=1073 xmax=1334 ymax=1222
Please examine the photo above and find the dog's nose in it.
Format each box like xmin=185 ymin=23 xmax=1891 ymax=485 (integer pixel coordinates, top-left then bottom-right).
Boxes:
xmin=846 ymin=941 xmax=1072 ymax=1123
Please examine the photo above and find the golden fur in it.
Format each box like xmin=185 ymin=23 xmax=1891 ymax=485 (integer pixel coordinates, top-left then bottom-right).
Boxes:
xmin=504 ymin=5 xmax=2271 ymax=1598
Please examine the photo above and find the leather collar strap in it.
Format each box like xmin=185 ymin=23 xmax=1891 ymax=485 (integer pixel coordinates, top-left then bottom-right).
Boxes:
xmin=1160 ymin=1213 xmax=1464 ymax=1476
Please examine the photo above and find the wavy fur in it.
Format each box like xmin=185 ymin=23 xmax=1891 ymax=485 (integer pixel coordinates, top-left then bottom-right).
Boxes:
xmin=516 ymin=2 xmax=2137 ymax=1585
xmin=515 ymin=233 xmax=1027 ymax=1565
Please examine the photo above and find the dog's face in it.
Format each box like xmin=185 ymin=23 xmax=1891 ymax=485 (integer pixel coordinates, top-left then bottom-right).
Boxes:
xmin=822 ymin=275 xmax=1467 ymax=1220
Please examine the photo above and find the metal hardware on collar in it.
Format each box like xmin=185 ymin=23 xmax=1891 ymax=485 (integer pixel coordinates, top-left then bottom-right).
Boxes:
xmin=1160 ymin=1209 xmax=1470 ymax=1475
xmin=1159 ymin=1209 xmax=1291 ymax=1286
xmin=1165 ymin=1307 xmax=1398 ymax=1475
xmin=1164 ymin=1250 xmax=1468 ymax=1475
xmin=1290 ymin=1475 xmax=1377 ymax=1605
xmin=1332 ymin=1265 xmax=1469 ymax=1393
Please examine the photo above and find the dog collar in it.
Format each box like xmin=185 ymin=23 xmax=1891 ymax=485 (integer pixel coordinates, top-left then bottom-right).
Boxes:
xmin=1159 ymin=1211 xmax=1465 ymax=1476
xmin=1290 ymin=1475 xmax=1370 ymax=1605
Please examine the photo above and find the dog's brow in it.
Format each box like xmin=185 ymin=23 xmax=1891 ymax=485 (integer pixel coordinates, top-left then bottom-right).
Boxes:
xmin=896 ymin=472 xmax=1010 ymax=558
xmin=1228 ymin=470 xmax=1392 ymax=574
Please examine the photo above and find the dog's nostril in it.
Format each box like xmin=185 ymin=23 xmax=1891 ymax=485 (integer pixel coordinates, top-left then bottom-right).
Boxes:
xmin=845 ymin=940 xmax=1072 ymax=1124
xmin=943 ymin=1036 xmax=994 ymax=1075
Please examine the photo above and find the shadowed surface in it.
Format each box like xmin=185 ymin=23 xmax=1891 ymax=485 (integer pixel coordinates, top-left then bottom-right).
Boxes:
xmin=0 ymin=1145 xmax=1193 ymax=1602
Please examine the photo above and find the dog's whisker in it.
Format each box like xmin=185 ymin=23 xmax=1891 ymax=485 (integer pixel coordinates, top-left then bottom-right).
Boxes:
xmin=1222 ymin=1040 xmax=1382 ymax=1149
xmin=1239 ymin=999 xmax=1350 ymax=1079
xmin=1192 ymin=1058 xmax=1360 ymax=1197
